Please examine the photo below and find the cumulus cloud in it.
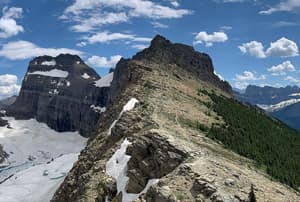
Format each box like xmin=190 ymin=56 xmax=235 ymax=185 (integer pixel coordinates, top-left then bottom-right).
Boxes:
xmin=0 ymin=74 xmax=20 ymax=99
xmin=87 ymin=55 xmax=122 ymax=68
xmin=235 ymin=71 xmax=266 ymax=81
xmin=61 ymin=0 xmax=191 ymax=33
xmin=0 ymin=6 xmax=24 ymax=38
xmin=234 ymin=71 xmax=266 ymax=89
xmin=79 ymin=31 xmax=151 ymax=48
xmin=239 ymin=41 xmax=266 ymax=58
xmin=265 ymin=37 xmax=298 ymax=57
xmin=194 ymin=31 xmax=228 ymax=47
xmin=0 ymin=40 xmax=82 ymax=60
xmin=260 ymin=0 xmax=300 ymax=15
xmin=285 ymin=76 xmax=300 ymax=84
xmin=239 ymin=37 xmax=298 ymax=58
xmin=267 ymin=61 xmax=296 ymax=76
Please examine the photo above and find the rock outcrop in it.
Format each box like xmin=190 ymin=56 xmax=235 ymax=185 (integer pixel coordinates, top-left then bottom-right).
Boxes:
xmin=51 ymin=35 xmax=300 ymax=202
xmin=7 ymin=54 xmax=111 ymax=136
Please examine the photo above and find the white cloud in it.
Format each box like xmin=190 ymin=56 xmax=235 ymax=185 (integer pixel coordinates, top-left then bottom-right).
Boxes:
xmin=61 ymin=0 xmax=191 ymax=33
xmin=80 ymin=31 xmax=151 ymax=47
xmin=239 ymin=41 xmax=266 ymax=58
xmin=267 ymin=60 xmax=296 ymax=76
xmin=235 ymin=71 xmax=266 ymax=81
xmin=260 ymin=0 xmax=300 ymax=15
xmin=0 ymin=40 xmax=82 ymax=60
xmin=285 ymin=76 xmax=300 ymax=84
xmin=131 ymin=44 xmax=149 ymax=50
xmin=220 ymin=25 xmax=232 ymax=31
xmin=170 ymin=1 xmax=180 ymax=8
xmin=151 ymin=22 xmax=169 ymax=29
xmin=194 ymin=31 xmax=228 ymax=47
xmin=0 ymin=74 xmax=20 ymax=99
xmin=87 ymin=55 xmax=122 ymax=68
xmin=0 ymin=6 xmax=24 ymax=38
xmin=272 ymin=21 xmax=299 ymax=28
xmin=265 ymin=37 xmax=298 ymax=57
xmin=233 ymin=71 xmax=266 ymax=89
xmin=239 ymin=37 xmax=298 ymax=58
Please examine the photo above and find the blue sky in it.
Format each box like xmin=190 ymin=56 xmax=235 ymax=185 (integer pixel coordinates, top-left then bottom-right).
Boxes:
xmin=0 ymin=0 xmax=299 ymax=98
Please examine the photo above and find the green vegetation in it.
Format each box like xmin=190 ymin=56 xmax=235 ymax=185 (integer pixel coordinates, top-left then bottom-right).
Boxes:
xmin=179 ymin=117 xmax=209 ymax=133
xmin=199 ymin=90 xmax=300 ymax=189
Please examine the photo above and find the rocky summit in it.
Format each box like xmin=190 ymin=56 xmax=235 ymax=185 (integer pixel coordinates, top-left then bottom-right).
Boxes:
xmin=50 ymin=36 xmax=300 ymax=202
xmin=6 ymin=54 xmax=110 ymax=137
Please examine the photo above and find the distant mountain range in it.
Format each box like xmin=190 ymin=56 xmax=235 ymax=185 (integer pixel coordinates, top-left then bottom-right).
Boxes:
xmin=235 ymin=85 xmax=300 ymax=131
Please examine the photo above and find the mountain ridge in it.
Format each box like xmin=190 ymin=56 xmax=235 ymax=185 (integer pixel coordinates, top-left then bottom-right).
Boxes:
xmin=51 ymin=36 xmax=300 ymax=202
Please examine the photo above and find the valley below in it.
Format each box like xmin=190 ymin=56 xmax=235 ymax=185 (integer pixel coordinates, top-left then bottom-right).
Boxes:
xmin=0 ymin=117 xmax=86 ymax=201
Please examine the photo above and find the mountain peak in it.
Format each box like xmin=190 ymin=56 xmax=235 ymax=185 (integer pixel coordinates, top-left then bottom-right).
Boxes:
xmin=132 ymin=35 xmax=232 ymax=94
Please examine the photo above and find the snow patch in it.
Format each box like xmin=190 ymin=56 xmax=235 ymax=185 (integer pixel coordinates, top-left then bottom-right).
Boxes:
xmin=28 ymin=69 xmax=69 ymax=78
xmin=106 ymin=139 xmax=159 ymax=202
xmin=289 ymin=93 xmax=300 ymax=97
xmin=257 ymin=98 xmax=300 ymax=112
xmin=41 ymin=60 xmax=56 ymax=66
xmin=49 ymin=89 xmax=59 ymax=95
xmin=94 ymin=72 xmax=113 ymax=88
xmin=90 ymin=105 xmax=106 ymax=113
xmin=214 ymin=70 xmax=225 ymax=81
xmin=82 ymin=73 xmax=90 ymax=79
xmin=108 ymin=98 xmax=139 ymax=136
xmin=0 ymin=153 xmax=80 ymax=202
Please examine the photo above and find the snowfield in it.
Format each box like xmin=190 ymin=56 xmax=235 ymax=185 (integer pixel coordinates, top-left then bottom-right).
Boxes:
xmin=94 ymin=72 xmax=113 ymax=88
xmin=41 ymin=60 xmax=56 ymax=66
xmin=257 ymin=98 xmax=300 ymax=112
xmin=0 ymin=117 xmax=87 ymax=201
xmin=28 ymin=69 xmax=69 ymax=78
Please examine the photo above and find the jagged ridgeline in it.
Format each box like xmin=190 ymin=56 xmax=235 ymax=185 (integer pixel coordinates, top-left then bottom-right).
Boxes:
xmin=51 ymin=36 xmax=300 ymax=202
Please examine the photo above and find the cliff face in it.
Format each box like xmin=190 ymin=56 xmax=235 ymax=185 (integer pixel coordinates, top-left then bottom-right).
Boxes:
xmin=51 ymin=36 xmax=300 ymax=202
xmin=7 ymin=54 xmax=110 ymax=136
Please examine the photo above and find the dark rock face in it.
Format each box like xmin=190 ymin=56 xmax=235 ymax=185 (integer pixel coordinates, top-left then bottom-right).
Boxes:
xmin=0 ymin=117 xmax=8 ymax=127
xmin=7 ymin=54 xmax=111 ymax=136
xmin=0 ymin=95 xmax=17 ymax=110
xmin=126 ymin=133 xmax=187 ymax=193
xmin=133 ymin=35 xmax=232 ymax=94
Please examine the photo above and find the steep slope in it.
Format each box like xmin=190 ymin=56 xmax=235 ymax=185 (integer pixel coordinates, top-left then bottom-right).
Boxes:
xmin=272 ymin=102 xmax=300 ymax=132
xmin=235 ymin=85 xmax=300 ymax=132
xmin=7 ymin=54 xmax=110 ymax=136
xmin=52 ymin=36 xmax=300 ymax=202
xmin=0 ymin=95 xmax=17 ymax=110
